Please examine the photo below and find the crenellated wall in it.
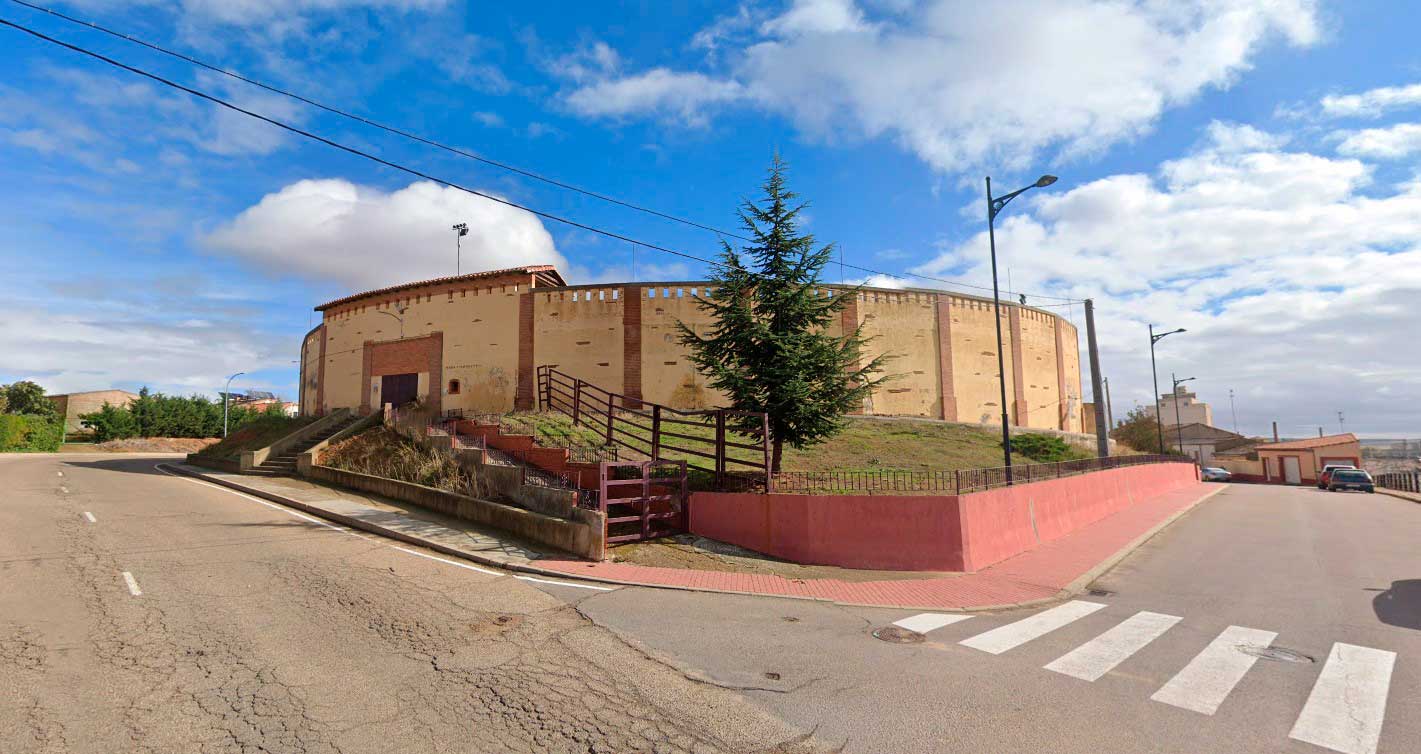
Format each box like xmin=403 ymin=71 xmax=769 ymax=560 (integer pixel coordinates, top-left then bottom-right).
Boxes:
xmin=301 ymin=269 xmax=1085 ymax=432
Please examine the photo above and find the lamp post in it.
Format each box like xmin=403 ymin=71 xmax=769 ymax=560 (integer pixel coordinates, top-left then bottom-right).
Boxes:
xmin=987 ymin=173 xmax=1058 ymax=482
xmin=452 ymin=223 xmax=469 ymax=275
xmin=1148 ymin=324 xmax=1186 ymax=453
xmin=1171 ymin=374 xmax=1195 ymax=455
xmin=222 ymin=371 xmax=245 ymax=438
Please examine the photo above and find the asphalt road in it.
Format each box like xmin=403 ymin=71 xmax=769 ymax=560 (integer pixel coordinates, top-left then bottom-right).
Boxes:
xmin=572 ymin=483 xmax=1421 ymax=754
xmin=0 ymin=453 xmax=820 ymax=754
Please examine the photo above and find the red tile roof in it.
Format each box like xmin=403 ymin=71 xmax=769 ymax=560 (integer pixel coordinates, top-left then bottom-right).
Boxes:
xmin=315 ymin=265 xmax=564 ymax=311
xmin=1255 ymin=433 xmax=1358 ymax=451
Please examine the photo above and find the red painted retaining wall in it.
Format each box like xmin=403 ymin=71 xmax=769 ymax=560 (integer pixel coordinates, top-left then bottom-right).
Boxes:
xmin=689 ymin=462 xmax=1200 ymax=572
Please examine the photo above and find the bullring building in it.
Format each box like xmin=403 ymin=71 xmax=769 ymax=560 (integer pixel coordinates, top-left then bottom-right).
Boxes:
xmin=299 ymin=265 xmax=1085 ymax=432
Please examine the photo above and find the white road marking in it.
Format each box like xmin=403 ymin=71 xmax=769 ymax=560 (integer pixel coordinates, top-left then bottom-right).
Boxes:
xmin=1045 ymin=611 xmax=1183 ymax=681
xmin=960 ymin=601 xmax=1107 ymax=655
xmin=83 ymin=511 xmax=97 ymax=523
xmin=1289 ymin=642 xmax=1395 ymax=754
xmin=893 ymin=613 xmax=973 ymax=634
xmin=514 ymin=574 xmax=615 ymax=592
xmin=60 ymin=486 xmax=69 ymax=494
xmin=56 ymin=471 xmax=63 ymax=477
xmin=392 ymin=546 xmax=500 ymax=575
xmin=1150 ymin=625 xmax=1277 ymax=715
xmin=122 ymin=571 xmax=142 ymax=596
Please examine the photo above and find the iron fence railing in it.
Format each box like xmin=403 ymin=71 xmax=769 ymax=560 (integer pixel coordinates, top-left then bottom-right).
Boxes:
xmin=1375 ymin=471 xmax=1420 ymax=493
xmin=771 ymin=454 xmax=1195 ymax=495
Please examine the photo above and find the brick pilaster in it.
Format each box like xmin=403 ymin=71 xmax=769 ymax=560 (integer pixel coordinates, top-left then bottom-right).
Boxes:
xmin=316 ymin=324 xmax=327 ymax=416
xmin=840 ymin=291 xmax=863 ymax=414
xmin=1054 ymin=317 xmax=1068 ymax=430
xmin=1009 ymin=306 xmax=1028 ymax=426
xmin=623 ymin=285 xmax=643 ymax=408
xmin=935 ymin=294 xmax=958 ymax=421
xmin=515 ymin=291 xmax=535 ymax=409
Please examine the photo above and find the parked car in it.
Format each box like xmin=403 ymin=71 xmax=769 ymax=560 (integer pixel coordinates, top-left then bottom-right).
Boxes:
xmin=1327 ymin=469 xmax=1375 ymax=493
xmin=1317 ymin=463 xmax=1357 ymax=489
xmin=1201 ymin=467 xmax=1232 ymax=482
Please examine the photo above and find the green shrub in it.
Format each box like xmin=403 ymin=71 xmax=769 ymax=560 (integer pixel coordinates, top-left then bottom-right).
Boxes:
xmin=0 ymin=414 xmax=63 ymax=452
xmin=1009 ymin=433 xmax=1087 ymax=463
xmin=80 ymin=387 xmax=288 ymax=441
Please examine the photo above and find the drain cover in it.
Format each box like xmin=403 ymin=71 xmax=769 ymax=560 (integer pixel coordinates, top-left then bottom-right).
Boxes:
xmin=763 ymin=672 xmax=781 ymax=681
xmin=1239 ymin=645 xmax=1314 ymax=664
xmin=1087 ymin=588 xmax=1114 ymax=597
xmin=872 ymin=626 xmax=925 ymax=644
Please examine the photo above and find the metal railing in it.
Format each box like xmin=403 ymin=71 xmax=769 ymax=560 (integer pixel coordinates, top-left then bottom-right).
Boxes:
xmin=537 ymin=365 xmax=771 ymax=491
xmin=1375 ymin=471 xmax=1420 ymax=493
xmin=771 ymin=454 xmax=1195 ymax=495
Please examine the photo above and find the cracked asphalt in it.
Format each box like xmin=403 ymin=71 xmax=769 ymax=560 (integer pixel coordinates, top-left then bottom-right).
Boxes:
xmin=0 ymin=453 xmax=824 ymax=754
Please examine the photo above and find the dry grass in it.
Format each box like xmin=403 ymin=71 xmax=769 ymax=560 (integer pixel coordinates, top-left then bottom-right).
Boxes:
xmin=502 ymin=411 xmax=1090 ymax=473
xmin=196 ymin=415 xmax=314 ymax=460
xmin=322 ymin=426 xmax=478 ymax=496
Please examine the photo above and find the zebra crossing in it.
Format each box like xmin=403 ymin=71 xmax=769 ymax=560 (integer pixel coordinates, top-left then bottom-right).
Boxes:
xmin=889 ymin=601 xmax=1399 ymax=754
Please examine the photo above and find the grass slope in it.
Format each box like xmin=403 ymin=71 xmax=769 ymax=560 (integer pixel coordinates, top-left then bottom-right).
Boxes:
xmin=195 ymin=415 xmax=313 ymax=460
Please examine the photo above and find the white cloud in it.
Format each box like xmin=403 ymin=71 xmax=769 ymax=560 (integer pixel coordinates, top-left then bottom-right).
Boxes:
xmin=203 ymin=179 xmax=568 ymax=291
xmin=563 ymin=69 xmax=746 ymax=126
xmin=1334 ymin=122 xmax=1421 ymax=159
xmin=1319 ymin=82 xmax=1421 ymax=118
xmin=560 ymin=0 xmax=1318 ymax=172
xmin=913 ymin=123 xmax=1421 ymax=434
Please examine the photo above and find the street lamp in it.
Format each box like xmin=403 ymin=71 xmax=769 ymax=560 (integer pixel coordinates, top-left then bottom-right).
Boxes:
xmin=222 ymin=371 xmax=245 ymax=438
xmin=987 ymin=173 xmax=1058 ymax=483
xmin=1148 ymin=325 xmax=1186 ymax=453
xmin=376 ymin=307 xmax=406 ymax=338
xmin=1171 ymin=374 xmax=1195 ymax=454
xmin=452 ymin=223 xmax=469 ymax=275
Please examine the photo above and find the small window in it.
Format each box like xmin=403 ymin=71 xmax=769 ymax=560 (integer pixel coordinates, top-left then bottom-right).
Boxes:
xmin=447 ymin=379 xmax=461 ymax=395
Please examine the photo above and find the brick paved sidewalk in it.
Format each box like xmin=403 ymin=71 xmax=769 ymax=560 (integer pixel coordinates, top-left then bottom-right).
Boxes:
xmin=537 ymin=483 xmax=1226 ymax=610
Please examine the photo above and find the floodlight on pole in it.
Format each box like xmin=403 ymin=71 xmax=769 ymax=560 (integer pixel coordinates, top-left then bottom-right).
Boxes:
xmin=985 ymin=173 xmax=1060 ymax=483
xmin=377 ymin=307 xmax=406 ymax=338
xmin=452 ymin=223 xmax=469 ymax=275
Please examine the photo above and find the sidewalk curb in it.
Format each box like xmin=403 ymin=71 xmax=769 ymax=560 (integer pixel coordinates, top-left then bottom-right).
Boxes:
xmin=165 ymin=463 xmax=1226 ymax=612
xmin=1377 ymin=488 xmax=1421 ymax=504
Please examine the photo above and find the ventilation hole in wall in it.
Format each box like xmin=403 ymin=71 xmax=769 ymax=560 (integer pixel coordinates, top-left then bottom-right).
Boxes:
xmin=597 ymin=362 xmax=609 ymax=367
xmin=576 ymin=341 xmax=591 ymax=345
xmin=664 ymin=361 xmax=678 ymax=366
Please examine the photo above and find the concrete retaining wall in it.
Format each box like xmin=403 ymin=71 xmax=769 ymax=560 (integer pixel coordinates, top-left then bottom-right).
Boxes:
xmin=309 ymin=464 xmax=605 ymax=560
xmin=689 ymin=462 xmax=1200 ymax=572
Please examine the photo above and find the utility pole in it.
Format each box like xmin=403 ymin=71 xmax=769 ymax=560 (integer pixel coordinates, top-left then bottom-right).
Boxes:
xmin=1171 ymin=374 xmax=1195 ymax=455
xmin=1229 ymin=388 xmax=1239 ymax=434
xmin=1085 ymin=299 xmax=1108 ymax=458
xmin=452 ymin=223 xmax=469 ymax=275
xmin=1149 ymin=324 xmax=1186 ymax=453
xmin=1338 ymin=410 xmax=1345 ymax=434
xmin=222 ymin=371 xmax=245 ymax=438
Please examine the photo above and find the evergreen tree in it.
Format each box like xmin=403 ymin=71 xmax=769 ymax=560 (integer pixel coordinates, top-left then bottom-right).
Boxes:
xmin=678 ymin=155 xmax=892 ymax=472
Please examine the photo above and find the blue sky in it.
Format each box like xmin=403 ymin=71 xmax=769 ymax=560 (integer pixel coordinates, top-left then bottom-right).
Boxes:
xmin=2 ymin=0 xmax=1420 ymax=437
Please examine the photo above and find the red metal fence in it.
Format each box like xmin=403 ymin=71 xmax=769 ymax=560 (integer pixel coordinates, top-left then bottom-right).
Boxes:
xmin=537 ymin=366 xmax=771 ymax=491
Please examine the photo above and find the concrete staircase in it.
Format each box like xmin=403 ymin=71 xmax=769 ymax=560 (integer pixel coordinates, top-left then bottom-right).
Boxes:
xmin=250 ymin=414 xmax=362 ymax=476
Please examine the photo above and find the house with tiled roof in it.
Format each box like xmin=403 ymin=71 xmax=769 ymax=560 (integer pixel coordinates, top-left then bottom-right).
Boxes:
xmin=1252 ymin=433 xmax=1362 ymax=485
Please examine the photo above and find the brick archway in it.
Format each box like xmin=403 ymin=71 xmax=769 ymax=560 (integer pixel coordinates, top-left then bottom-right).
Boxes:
xmin=361 ymin=333 xmax=443 ymax=415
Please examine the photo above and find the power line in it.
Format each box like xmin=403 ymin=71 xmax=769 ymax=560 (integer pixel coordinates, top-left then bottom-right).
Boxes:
xmin=5 ymin=0 xmax=756 ymax=243
xmin=0 ymin=14 xmax=1083 ymax=304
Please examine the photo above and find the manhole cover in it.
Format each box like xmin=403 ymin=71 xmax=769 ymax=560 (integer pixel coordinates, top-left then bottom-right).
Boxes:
xmin=763 ymin=672 xmax=781 ymax=681
xmin=1238 ymin=645 xmax=1314 ymax=664
xmin=781 ymin=616 xmax=800 ymax=623
xmin=872 ymin=626 xmax=925 ymax=644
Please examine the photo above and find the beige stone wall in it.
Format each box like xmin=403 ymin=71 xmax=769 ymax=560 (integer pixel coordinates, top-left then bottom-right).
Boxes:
xmin=48 ymin=390 xmax=139 ymax=434
xmin=318 ymin=281 xmax=525 ymax=415
xmin=638 ymin=285 xmax=727 ymax=409
xmin=302 ymin=276 xmax=1082 ymax=432
xmin=857 ymin=290 xmax=940 ymax=417
xmin=532 ymin=287 xmax=625 ymax=399
xmin=946 ymin=296 xmax=1016 ymax=426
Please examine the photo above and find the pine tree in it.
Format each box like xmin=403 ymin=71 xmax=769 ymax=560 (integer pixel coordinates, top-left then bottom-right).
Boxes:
xmin=678 ymin=155 xmax=892 ymax=473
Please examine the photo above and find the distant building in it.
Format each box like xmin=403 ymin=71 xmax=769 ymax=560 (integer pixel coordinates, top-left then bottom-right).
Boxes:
xmin=47 ymin=389 xmax=140 ymax=435
xmin=1144 ymin=385 xmax=1212 ymax=428
xmin=1253 ymin=433 xmax=1363 ymax=485
xmin=1170 ymin=423 xmax=1251 ymax=464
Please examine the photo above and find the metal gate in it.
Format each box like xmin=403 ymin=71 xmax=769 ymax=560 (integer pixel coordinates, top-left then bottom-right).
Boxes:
xmin=597 ymin=460 xmax=688 ymax=543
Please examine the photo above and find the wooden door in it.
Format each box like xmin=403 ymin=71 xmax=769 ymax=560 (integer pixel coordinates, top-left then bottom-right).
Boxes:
xmin=380 ymin=373 xmax=418 ymax=408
